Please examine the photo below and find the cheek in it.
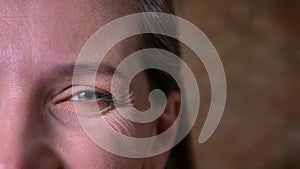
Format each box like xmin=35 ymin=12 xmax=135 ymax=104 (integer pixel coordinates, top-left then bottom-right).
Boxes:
xmin=47 ymin=90 xmax=155 ymax=168
xmin=51 ymin=121 xmax=144 ymax=169
xmin=103 ymin=111 xmax=156 ymax=138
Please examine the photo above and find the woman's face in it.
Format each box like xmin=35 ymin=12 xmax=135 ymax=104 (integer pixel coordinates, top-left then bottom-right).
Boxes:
xmin=0 ymin=1 xmax=178 ymax=168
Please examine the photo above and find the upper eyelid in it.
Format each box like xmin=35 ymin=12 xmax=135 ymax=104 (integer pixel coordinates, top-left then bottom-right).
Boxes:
xmin=72 ymin=85 xmax=106 ymax=93
xmin=53 ymin=63 xmax=129 ymax=85
xmin=52 ymin=85 xmax=111 ymax=104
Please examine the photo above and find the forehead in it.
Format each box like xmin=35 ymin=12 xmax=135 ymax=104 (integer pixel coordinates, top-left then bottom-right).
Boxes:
xmin=0 ymin=0 xmax=139 ymax=68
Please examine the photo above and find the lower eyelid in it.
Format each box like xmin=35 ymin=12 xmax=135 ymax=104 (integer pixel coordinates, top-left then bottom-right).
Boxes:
xmin=48 ymin=100 xmax=115 ymax=125
xmin=68 ymin=100 xmax=114 ymax=117
xmin=47 ymin=102 xmax=79 ymax=126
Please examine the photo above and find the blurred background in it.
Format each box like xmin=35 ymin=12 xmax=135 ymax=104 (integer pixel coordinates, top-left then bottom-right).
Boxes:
xmin=176 ymin=0 xmax=300 ymax=168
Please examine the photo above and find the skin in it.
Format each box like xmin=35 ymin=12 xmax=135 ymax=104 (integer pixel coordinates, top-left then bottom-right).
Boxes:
xmin=0 ymin=1 xmax=180 ymax=169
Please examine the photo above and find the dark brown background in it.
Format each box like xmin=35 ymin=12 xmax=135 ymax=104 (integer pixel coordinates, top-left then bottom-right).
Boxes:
xmin=176 ymin=0 xmax=300 ymax=168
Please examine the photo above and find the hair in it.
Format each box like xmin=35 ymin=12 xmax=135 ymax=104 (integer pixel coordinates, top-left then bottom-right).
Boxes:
xmin=136 ymin=1 xmax=197 ymax=169
xmin=137 ymin=0 xmax=180 ymax=95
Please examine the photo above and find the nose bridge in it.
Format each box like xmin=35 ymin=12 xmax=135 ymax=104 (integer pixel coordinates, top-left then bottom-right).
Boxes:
xmin=0 ymin=68 xmax=64 ymax=169
xmin=0 ymin=92 xmax=31 ymax=139
xmin=0 ymin=66 xmax=33 ymax=137
xmin=0 ymin=66 xmax=37 ymax=168
xmin=0 ymin=89 xmax=32 ymax=168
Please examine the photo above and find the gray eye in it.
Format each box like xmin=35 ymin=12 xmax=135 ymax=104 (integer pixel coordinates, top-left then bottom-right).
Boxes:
xmin=70 ymin=90 xmax=113 ymax=103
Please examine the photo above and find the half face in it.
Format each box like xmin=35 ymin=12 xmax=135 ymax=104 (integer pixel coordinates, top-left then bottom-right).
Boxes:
xmin=0 ymin=1 xmax=179 ymax=169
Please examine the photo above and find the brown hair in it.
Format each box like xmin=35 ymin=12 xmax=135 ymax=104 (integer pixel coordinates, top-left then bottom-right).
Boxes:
xmin=137 ymin=1 xmax=197 ymax=168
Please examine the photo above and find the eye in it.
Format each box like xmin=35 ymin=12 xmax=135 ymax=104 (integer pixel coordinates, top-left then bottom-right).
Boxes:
xmin=70 ymin=90 xmax=114 ymax=104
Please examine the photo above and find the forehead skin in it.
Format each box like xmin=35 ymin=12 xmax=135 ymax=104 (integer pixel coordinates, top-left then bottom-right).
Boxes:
xmin=0 ymin=0 xmax=137 ymax=65
xmin=0 ymin=1 xmax=152 ymax=169
xmin=0 ymin=0 xmax=141 ymax=104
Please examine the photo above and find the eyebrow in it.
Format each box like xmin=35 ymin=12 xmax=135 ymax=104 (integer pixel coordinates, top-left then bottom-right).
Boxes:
xmin=54 ymin=62 xmax=116 ymax=77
